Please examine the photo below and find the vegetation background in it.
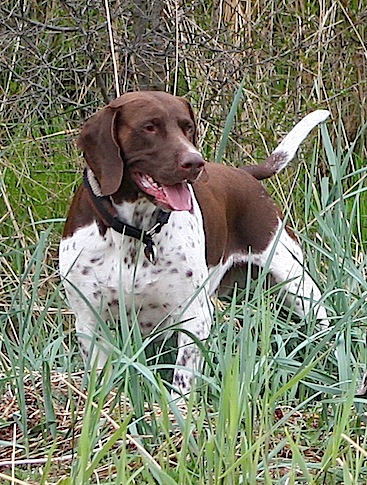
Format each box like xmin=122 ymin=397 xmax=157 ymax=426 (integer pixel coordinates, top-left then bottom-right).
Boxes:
xmin=0 ymin=0 xmax=366 ymax=483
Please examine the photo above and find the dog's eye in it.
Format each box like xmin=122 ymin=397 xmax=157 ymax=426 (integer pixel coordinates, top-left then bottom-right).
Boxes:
xmin=143 ymin=123 xmax=156 ymax=133
xmin=182 ymin=122 xmax=194 ymax=138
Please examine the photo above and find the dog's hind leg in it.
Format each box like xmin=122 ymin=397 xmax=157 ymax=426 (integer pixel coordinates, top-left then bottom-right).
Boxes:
xmin=253 ymin=221 xmax=329 ymax=329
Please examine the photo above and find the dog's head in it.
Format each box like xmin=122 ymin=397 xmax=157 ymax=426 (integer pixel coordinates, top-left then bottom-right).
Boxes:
xmin=77 ymin=91 xmax=206 ymax=212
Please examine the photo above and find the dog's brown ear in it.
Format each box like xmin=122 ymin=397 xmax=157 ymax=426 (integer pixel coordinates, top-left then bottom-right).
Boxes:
xmin=77 ymin=107 xmax=123 ymax=196
xmin=179 ymin=98 xmax=198 ymax=146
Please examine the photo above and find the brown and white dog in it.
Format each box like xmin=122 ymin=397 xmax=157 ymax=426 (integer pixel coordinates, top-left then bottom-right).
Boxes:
xmin=59 ymin=91 xmax=329 ymax=395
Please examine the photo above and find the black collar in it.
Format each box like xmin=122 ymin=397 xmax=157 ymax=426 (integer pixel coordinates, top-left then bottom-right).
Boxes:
xmin=83 ymin=168 xmax=170 ymax=264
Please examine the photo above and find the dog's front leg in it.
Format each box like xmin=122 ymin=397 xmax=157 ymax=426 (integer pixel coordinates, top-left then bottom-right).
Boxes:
xmin=172 ymin=299 xmax=213 ymax=397
xmin=63 ymin=283 xmax=110 ymax=369
xmin=73 ymin=304 xmax=110 ymax=369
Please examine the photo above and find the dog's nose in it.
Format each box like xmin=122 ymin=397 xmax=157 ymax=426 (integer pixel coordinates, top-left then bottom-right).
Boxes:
xmin=179 ymin=152 xmax=205 ymax=180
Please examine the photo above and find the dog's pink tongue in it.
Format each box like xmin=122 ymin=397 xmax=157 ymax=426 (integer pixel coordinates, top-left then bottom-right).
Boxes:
xmin=162 ymin=183 xmax=192 ymax=211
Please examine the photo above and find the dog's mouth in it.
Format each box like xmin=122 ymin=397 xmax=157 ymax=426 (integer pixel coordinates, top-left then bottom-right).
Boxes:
xmin=131 ymin=172 xmax=193 ymax=212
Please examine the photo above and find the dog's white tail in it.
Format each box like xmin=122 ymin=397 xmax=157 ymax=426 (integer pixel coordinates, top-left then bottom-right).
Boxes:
xmin=243 ymin=110 xmax=330 ymax=180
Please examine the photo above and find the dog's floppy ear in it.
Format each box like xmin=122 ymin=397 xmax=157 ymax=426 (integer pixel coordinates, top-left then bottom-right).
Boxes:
xmin=77 ymin=106 xmax=123 ymax=196
xmin=179 ymin=98 xmax=198 ymax=146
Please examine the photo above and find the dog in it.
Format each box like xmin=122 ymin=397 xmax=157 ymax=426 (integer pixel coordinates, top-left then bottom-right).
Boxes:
xmin=59 ymin=91 xmax=329 ymax=395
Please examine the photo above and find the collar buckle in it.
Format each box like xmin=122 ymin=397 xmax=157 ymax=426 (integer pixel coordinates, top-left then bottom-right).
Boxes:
xmin=144 ymin=240 xmax=158 ymax=264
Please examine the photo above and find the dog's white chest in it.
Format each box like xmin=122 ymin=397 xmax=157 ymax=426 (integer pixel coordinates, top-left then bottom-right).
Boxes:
xmin=59 ymin=202 xmax=208 ymax=334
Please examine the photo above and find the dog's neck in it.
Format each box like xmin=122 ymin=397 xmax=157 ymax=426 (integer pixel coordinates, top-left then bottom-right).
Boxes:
xmin=111 ymin=196 xmax=161 ymax=230
xmin=84 ymin=167 xmax=171 ymax=264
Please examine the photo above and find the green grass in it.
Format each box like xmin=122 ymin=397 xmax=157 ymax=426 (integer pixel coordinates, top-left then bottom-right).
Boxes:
xmin=1 ymin=114 xmax=367 ymax=483
xmin=1 ymin=1 xmax=367 ymax=481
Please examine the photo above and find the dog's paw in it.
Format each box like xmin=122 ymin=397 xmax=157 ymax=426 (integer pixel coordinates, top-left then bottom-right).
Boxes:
xmin=356 ymin=372 xmax=367 ymax=397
